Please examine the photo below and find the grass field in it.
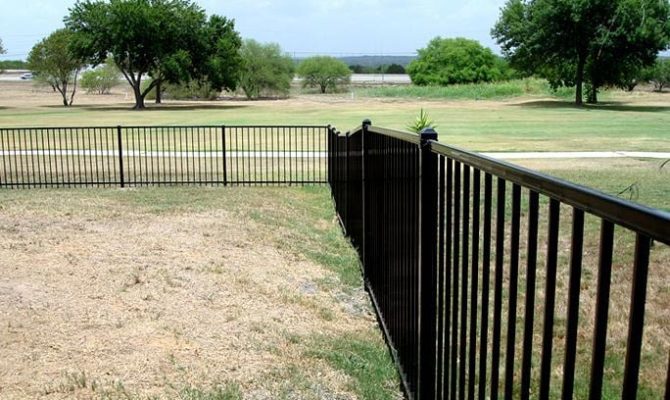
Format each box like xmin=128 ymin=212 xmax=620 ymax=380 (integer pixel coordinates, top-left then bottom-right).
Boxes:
xmin=517 ymin=158 xmax=670 ymax=211
xmin=474 ymin=159 xmax=670 ymax=399
xmin=0 ymin=187 xmax=401 ymax=400
xmin=0 ymin=81 xmax=669 ymax=152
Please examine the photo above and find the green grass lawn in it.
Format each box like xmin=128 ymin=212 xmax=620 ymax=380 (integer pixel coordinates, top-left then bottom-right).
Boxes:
xmin=1 ymin=81 xmax=669 ymax=152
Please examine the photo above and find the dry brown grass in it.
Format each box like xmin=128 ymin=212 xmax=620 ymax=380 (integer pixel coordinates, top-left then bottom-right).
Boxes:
xmin=0 ymin=187 xmax=394 ymax=399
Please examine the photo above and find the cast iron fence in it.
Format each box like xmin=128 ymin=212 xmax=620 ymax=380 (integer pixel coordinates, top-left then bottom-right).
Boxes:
xmin=328 ymin=121 xmax=670 ymax=400
xmin=0 ymin=125 xmax=328 ymax=188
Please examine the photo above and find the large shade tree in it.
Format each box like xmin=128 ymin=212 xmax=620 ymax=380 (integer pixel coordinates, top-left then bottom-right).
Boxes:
xmin=492 ymin=0 xmax=670 ymax=104
xmin=27 ymin=29 xmax=85 ymax=106
xmin=65 ymin=0 xmax=242 ymax=109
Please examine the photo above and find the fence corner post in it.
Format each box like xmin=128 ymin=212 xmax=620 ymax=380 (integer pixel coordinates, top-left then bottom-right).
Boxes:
xmin=117 ymin=125 xmax=125 ymax=188
xmin=418 ymin=126 xmax=439 ymax=399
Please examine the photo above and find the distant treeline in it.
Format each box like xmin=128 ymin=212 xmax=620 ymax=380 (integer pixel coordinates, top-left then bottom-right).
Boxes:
xmin=337 ymin=55 xmax=416 ymax=67
xmin=348 ymin=63 xmax=406 ymax=74
xmin=0 ymin=60 xmax=28 ymax=70
xmin=340 ymin=55 xmax=413 ymax=73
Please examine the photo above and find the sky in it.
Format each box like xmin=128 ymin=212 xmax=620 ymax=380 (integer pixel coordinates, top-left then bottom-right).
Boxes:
xmin=0 ymin=0 xmax=509 ymax=60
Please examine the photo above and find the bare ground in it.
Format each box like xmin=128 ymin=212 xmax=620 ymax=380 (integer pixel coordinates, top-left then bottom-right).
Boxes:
xmin=0 ymin=188 xmax=391 ymax=399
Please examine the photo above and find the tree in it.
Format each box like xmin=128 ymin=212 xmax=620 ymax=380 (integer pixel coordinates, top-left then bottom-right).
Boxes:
xmin=407 ymin=37 xmax=507 ymax=86
xmin=384 ymin=64 xmax=406 ymax=74
xmin=492 ymin=0 xmax=670 ymax=105
xmin=239 ymin=39 xmax=294 ymax=99
xmin=80 ymin=57 xmax=120 ymax=94
xmin=27 ymin=29 xmax=84 ymax=106
xmin=296 ymin=56 xmax=351 ymax=93
xmin=640 ymin=57 xmax=670 ymax=91
xmin=0 ymin=38 xmax=5 ymax=74
xmin=66 ymin=0 xmax=242 ymax=109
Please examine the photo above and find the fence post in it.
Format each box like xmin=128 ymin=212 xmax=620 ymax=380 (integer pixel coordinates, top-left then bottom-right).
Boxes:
xmin=418 ymin=127 xmax=439 ymax=400
xmin=344 ymin=131 xmax=350 ymax=229
xmin=222 ymin=125 xmax=228 ymax=186
xmin=361 ymin=119 xmax=372 ymax=276
xmin=117 ymin=125 xmax=125 ymax=188
xmin=327 ymin=125 xmax=332 ymax=186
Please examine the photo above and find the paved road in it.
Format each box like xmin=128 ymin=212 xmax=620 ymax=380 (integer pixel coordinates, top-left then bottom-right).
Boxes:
xmin=2 ymin=150 xmax=669 ymax=159
xmin=0 ymin=70 xmax=31 ymax=82
xmin=293 ymin=74 xmax=412 ymax=85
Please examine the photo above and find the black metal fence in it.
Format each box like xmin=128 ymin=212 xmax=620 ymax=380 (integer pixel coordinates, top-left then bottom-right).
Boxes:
xmin=0 ymin=125 xmax=328 ymax=188
xmin=328 ymin=121 xmax=670 ymax=400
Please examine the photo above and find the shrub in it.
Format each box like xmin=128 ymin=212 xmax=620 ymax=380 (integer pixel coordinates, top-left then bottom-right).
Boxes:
xmin=408 ymin=37 xmax=508 ymax=86
xmin=80 ymin=58 xmax=120 ymax=94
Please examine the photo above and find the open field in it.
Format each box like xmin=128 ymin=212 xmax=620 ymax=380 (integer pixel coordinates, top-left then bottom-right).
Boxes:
xmin=0 ymin=81 xmax=669 ymax=152
xmin=0 ymin=187 xmax=401 ymax=400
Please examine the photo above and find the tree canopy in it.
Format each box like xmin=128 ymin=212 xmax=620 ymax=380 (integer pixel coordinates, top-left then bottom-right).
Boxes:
xmin=492 ymin=0 xmax=670 ymax=104
xmin=65 ymin=0 xmax=242 ymax=109
xmin=0 ymin=38 xmax=5 ymax=74
xmin=407 ymin=37 xmax=508 ymax=85
xmin=296 ymin=56 xmax=351 ymax=94
xmin=27 ymin=29 xmax=85 ymax=106
xmin=239 ymin=39 xmax=294 ymax=99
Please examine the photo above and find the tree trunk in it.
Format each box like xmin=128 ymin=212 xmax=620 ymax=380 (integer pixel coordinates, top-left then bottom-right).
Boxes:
xmin=68 ymin=70 xmax=79 ymax=106
xmin=586 ymin=85 xmax=598 ymax=104
xmin=155 ymin=79 xmax=162 ymax=104
xmin=60 ymin=81 xmax=69 ymax=107
xmin=132 ymin=84 xmax=146 ymax=109
xmin=575 ymin=55 xmax=586 ymax=106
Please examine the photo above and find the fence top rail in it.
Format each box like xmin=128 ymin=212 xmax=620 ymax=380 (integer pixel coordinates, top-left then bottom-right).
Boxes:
xmin=342 ymin=125 xmax=421 ymax=145
xmin=431 ymin=140 xmax=670 ymax=244
xmin=0 ymin=125 xmax=330 ymax=131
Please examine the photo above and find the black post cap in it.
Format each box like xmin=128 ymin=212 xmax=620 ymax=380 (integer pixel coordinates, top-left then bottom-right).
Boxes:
xmin=419 ymin=127 xmax=438 ymax=141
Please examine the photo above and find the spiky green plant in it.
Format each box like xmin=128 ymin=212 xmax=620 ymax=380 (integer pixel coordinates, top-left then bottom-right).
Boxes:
xmin=406 ymin=108 xmax=437 ymax=133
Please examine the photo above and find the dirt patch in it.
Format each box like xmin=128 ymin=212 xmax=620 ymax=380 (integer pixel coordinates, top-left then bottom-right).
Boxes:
xmin=0 ymin=189 xmax=380 ymax=399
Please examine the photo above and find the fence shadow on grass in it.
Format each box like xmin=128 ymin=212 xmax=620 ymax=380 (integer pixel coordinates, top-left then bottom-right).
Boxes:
xmin=511 ymin=100 xmax=670 ymax=113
